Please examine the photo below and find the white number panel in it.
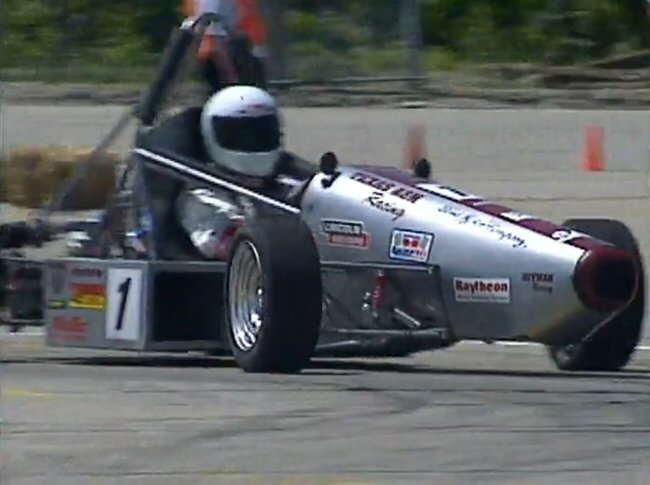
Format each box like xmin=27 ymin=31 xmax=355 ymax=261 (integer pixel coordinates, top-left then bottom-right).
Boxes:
xmin=105 ymin=268 xmax=143 ymax=341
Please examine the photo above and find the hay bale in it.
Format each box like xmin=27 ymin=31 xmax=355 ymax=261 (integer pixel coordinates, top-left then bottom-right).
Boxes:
xmin=0 ymin=146 xmax=119 ymax=210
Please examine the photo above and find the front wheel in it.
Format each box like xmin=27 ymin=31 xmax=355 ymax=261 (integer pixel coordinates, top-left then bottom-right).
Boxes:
xmin=224 ymin=215 xmax=323 ymax=373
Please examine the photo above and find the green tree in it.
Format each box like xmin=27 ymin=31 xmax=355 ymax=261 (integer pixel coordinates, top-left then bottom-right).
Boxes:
xmin=2 ymin=0 xmax=650 ymax=80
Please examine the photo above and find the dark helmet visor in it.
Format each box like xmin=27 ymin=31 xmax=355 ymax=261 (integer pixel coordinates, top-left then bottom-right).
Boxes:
xmin=212 ymin=114 xmax=280 ymax=153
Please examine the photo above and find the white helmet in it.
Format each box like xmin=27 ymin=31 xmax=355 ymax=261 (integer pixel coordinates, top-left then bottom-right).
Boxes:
xmin=200 ymin=85 xmax=282 ymax=178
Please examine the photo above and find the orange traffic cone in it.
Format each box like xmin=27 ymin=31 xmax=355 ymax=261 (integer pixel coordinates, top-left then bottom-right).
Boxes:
xmin=403 ymin=124 xmax=425 ymax=171
xmin=581 ymin=126 xmax=605 ymax=172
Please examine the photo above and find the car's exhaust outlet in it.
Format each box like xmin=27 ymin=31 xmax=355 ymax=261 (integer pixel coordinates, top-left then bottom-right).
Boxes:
xmin=573 ymin=246 xmax=639 ymax=313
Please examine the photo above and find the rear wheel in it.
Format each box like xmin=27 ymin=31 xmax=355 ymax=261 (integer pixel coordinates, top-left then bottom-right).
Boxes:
xmin=548 ymin=218 xmax=645 ymax=371
xmin=224 ymin=215 xmax=323 ymax=373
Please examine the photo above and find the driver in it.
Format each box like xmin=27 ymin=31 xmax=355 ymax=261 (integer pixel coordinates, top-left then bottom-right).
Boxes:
xmin=174 ymin=85 xmax=303 ymax=260
xmin=201 ymin=84 xmax=282 ymax=182
xmin=184 ymin=0 xmax=239 ymax=89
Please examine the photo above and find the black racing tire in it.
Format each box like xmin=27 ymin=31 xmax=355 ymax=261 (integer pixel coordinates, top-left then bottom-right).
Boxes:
xmin=548 ymin=218 xmax=645 ymax=372
xmin=224 ymin=215 xmax=323 ymax=373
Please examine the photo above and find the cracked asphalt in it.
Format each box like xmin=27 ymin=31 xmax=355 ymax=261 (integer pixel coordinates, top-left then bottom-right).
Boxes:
xmin=1 ymin=332 xmax=649 ymax=485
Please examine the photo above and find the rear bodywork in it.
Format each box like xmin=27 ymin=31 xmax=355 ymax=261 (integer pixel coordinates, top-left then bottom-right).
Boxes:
xmin=299 ymin=166 xmax=638 ymax=350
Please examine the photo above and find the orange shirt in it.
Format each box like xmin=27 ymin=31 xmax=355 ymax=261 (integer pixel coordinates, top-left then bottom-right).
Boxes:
xmin=183 ymin=0 xmax=193 ymax=16
xmin=183 ymin=0 xmax=267 ymax=60
xmin=183 ymin=0 xmax=266 ymax=43
xmin=235 ymin=0 xmax=267 ymax=46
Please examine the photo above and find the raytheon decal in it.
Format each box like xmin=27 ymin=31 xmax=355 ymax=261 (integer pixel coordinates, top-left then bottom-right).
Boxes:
xmin=454 ymin=277 xmax=511 ymax=304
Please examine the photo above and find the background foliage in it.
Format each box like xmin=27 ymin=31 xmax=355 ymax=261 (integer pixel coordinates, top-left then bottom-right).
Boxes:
xmin=1 ymin=0 xmax=649 ymax=82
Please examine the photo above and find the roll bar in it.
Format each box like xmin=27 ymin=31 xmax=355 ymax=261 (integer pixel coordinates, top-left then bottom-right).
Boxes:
xmin=29 ymin=14 xmax=225 ymax=228
xmin=135 ymin=13 xmax=228 ymax=126
xmin=180 ymin=13 xmax=229 ymax=34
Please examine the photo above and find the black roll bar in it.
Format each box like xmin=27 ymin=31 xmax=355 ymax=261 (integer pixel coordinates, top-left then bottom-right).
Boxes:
xmin=135 ymin=13 xmax=227 ymax=126
xmin=19 ymin=14 xmax=224 ymax=235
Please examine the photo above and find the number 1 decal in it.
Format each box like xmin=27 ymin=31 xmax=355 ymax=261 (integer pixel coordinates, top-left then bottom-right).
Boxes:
xmin=115 ymin=277 xmax=132 ymax=331
xmin=106 ymin=269 xmax=142 ymax=342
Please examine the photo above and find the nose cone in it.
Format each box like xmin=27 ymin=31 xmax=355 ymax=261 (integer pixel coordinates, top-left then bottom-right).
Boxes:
xmin=573 ymin=246 xmax=639 ymax=313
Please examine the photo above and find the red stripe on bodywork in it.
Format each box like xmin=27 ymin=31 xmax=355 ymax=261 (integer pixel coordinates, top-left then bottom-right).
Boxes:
xmin=516 ymin=218 xmax=563 ymax=235
xmin=354 ymin=166 xmax=606 ymax=251
xmin=566 ymin=237 xmax=605 ymax=251
xmin=469 ymin=202 xmax=513 ymax=216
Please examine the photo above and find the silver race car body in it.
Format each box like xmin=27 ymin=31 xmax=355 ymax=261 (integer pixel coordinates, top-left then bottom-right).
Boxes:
xmin=166 ymin=156 xmax=637 ymax=352
xmin=300 ymin=165 xmax=636 ymax=347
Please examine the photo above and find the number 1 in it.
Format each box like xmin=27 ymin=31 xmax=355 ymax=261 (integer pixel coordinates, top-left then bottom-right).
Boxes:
xmin=115 ymin=277 xmax=132 ymax=331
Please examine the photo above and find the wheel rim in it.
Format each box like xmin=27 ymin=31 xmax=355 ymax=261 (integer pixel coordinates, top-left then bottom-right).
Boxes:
xmin=228 ymin=240 xmax=264 ymax=352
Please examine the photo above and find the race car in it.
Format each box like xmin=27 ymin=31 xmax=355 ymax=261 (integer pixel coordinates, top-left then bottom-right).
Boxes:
xmin=2 ymin=13 xmax=645 ymax=374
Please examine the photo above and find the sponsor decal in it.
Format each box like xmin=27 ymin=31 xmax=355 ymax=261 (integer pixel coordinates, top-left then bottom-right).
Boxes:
xmin=389 ymin=229 xmax=434 ymax=263
xmin=454 ymin=277 xmax=511 ymax=303
xmin=70 ymin=283 xmax=106 ymax=310
xmin=351 ymin=172 xmax=425 ymax=204
xmin=438 ymin=204 xmax=527 ymax=248
xmin=522 ymin=272 xmax=554 ymax=293
xmin=47 ymin=300 xmax=66 ymax=309
xmin=70 ymin=267 xmax=103 ymax=280
xmin=321 ymin=219 xmax=370 ymax=248
xmin=390 ymin=186 xmax=424 ymax=204
xmin=364 ymin=191 xmax=406 ymax=221
xmin=50 ymin=316 xmax=88 ymax=343
xmin=49 ymin=263 xmax=66 ymax=294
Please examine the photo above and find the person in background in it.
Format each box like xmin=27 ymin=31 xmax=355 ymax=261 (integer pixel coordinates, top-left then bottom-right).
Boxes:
xmin=183 ymin=0 xmax=239 ymax=91
xmin=182 ymin=0 xmax=269 ymax=92
xmin=235 ymin=0 xmax=269 ymax=69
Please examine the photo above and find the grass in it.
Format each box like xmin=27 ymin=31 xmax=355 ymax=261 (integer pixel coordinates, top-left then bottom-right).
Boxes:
xmin=2 ymin=65 xmax=156 ymax=85
xmin=0 ymin=146 xmax=118 ymax=210
xmin=1 ymin=43 xmax=464 ymax=85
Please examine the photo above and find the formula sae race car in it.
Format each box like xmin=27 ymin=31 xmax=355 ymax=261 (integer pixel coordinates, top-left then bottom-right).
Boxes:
xmin=1 ymin=14 xmax=645 ymax=374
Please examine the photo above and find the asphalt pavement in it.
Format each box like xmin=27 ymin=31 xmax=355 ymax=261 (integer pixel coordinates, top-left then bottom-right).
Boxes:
xmin=1 ymin=331 xmax=649 ymax=485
